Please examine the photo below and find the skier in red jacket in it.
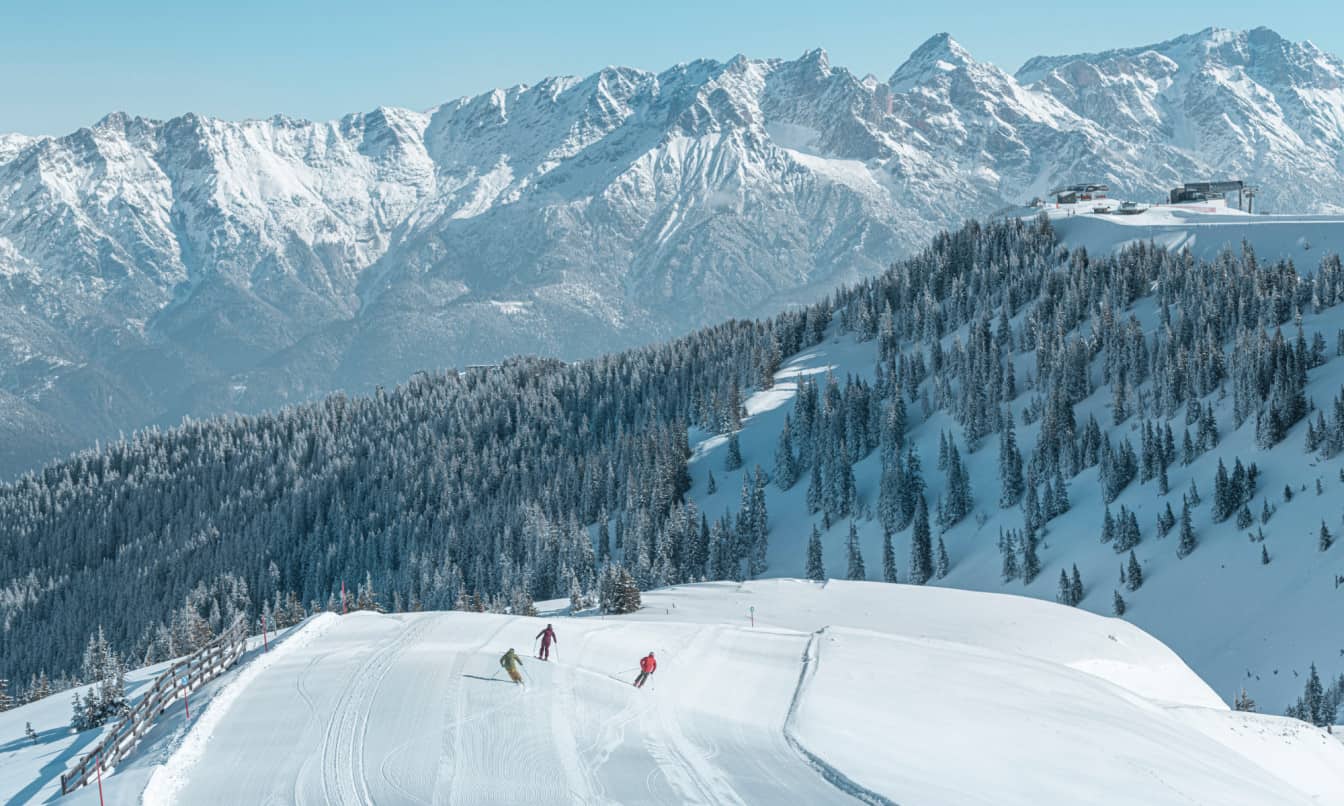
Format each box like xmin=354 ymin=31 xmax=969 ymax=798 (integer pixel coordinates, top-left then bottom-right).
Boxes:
xmin=634 ymin=652 xmax=656 ymax=688
xmin=536 ymin=624 xmax=558 ymax=660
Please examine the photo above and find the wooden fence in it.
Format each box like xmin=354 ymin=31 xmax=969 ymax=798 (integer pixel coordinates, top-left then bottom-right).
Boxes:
xmin=60 ymin=615 xmax=249 ymax=796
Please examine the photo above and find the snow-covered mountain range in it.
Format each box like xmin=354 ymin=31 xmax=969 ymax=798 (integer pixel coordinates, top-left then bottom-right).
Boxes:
xmin=3 ymin=26 xmax=1344 ymax=476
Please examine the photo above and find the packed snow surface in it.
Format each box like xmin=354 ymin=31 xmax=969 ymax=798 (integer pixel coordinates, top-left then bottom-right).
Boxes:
xmin=6 ymin=582 xmax=1338 ymax=805
xmin=1027 ymin=201 xmax=1344 ymax=262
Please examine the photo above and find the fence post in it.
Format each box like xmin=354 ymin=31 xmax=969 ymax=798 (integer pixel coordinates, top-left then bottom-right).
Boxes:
xmin=95 ymin=750 xmax=105 ymax=806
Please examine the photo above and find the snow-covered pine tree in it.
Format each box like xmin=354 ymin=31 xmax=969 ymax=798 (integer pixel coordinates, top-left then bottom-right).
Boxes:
xmin=1056 ymin=569 xmax=1073 ymax=606
xmin=801 ymin=462 xmax=822 ymax=513
xmin=1020 ymin=530 xmax=1040 ymax=584
xmin=1023 ymin=483 xmax=1041 ymax=539
xmin=897 ymin=448 xmax=924 ymax=530
xmin=1157 ymin=502 xmax=1176 ymax=537
xmin=25 ymin=721 xmax=37 ymax=744
xmin=1070 ymin=565 xmax=1084 ymax=605
xmin=709 ymin=517 xmax=736 ymax=580
xmin=939 ymin=442 xmax=972 ymax=527
xmin=880 ymin=395 xmax=907 ymax=465
xmin=1112 ymin=590 xmax=1126 ymax=616
xmin=0 ymin=678 xmax=11 ymax=712
xmin=998 ymin=417 xmax=1024 ymax=508
xmin=806 ymin=525 xmax=825 ymax=582
xmin=1233 ymin=688 xmax=1257 ymax=712
xmin=725 ymin=431 xmax=743 ymax=471
xmin=1112 ymin=375 xmax=1128 ymax=425
xmin=836 ymin=448 xmax=858 ymax=518
xmin=1000 ymin=528 xmax=1020 ymax=582
xmin=1177 ymin=502 xmax=1197 ymax=558
xmin=1051 ymin=471 xmax=1070 ymax=516
xmin=1114 ymin=506 xmax=1140 ymax=553
xmin=70 ymin=692 xmax=88 ymax=732
xmin=706 ymin=471 xmax=717 ymax=495
xmin=1126 ymin=551 xmax=1143 ymax=591
xmin=1321 ymin=520 xmax=1335 ymax=552
xmin=1261 ymin=545 xmax=1271 ymax=565
xmin=1212 ymin=459 xmax=1233 ymax=522
xmin=606 ymin=566 xmax=642 ymax=614
xmin=845 ymin=522 xmax=866 ymax=581
xmin=597 ymin=520 xmax=611 ymax=562
xmin=935 ymin=538 xmax=950 ymax=580
xmin=747 ymin=467 xmax=770 ymax=577
xmin=1293 ymin=664 xmax=1328 ymax=727
xmin=878 ymin=449 xmax=903 ymax=534
xmin=1199 ymin=402 xmax=1220 ymax=451
xmin=909 ymin=495 xmax=933 ymax=585
xmin=882 ymin=529 xmax=897 ymax=583
xmin=774 ymin=418 xmax=798 ymax=490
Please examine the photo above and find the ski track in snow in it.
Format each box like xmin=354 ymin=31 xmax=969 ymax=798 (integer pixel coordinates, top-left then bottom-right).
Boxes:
xmin=784 ymin=630 xmax=898 ymax=806
xmin=319 ymin=615 xmax=435 ymax=806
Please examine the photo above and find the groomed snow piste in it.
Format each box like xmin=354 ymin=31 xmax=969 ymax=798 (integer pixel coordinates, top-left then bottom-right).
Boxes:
xmin=7 ymin=581 xmax=1340 ymax=805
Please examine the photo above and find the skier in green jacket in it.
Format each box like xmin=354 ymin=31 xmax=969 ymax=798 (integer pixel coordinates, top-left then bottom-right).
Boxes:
xmin=500 ymin=648 xmax=524 ymax=685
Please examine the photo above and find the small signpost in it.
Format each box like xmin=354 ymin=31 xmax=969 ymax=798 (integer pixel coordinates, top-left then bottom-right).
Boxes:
xmin=749 ymin=605 xmax=755 ymax=628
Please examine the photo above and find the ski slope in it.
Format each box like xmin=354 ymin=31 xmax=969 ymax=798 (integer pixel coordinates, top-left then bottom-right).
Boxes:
xmin=5 ymin=581 xmax=1336 ymax=805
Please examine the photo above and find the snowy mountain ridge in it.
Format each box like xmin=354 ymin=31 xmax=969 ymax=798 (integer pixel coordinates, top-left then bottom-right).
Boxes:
xmin=3 ymin=26 xmax=1344 ymax=477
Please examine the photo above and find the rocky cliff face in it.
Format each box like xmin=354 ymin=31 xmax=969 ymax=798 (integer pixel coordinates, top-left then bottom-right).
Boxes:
xmin=2 ymin=27 xmax=1343 ymax=476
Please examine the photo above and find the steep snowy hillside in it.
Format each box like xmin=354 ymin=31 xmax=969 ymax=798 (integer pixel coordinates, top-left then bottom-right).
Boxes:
xmin=0 ymin=628 xmax=288 ymax=805
xmin=686 ymin=248 xmax=1344 ymax=713
xmin=4 ymin=583 xmax=1340 ymax=805
xmin=4 ymin=27 xmax=1344 ymax=477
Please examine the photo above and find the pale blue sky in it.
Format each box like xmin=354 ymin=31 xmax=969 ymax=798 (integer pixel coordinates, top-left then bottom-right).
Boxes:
xmin=2 ymin=0 xmax=1337 ymax=135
